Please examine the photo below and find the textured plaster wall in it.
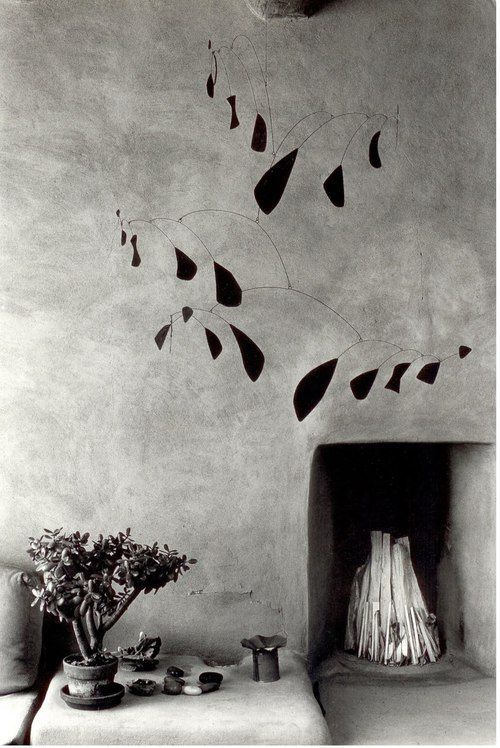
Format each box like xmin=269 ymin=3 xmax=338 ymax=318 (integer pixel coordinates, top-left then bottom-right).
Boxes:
xmin=438 ymin=444 xmax=496 ymax=675
xmin=0 ymin=0 xmax=494 ymax=661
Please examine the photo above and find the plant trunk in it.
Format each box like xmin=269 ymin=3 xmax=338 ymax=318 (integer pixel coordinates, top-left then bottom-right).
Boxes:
xmin=86 ymin=608 xmax=103 ymax=653
xmin=72 ymin=618 xmax=92 ymax=660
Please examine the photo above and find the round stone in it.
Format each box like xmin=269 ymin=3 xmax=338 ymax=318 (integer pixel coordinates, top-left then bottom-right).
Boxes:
xmin=199 ymin=671 xmax=223 ymax=684
xmin=163 ymin=677 xmax=183 ymax=695
xmin=182 ymin=684 xmax=202 ymax=696
xmin=166 ymin=666 xmax=184 ymax=678
xmin=199 ymin=681 xmax=220 ymax=693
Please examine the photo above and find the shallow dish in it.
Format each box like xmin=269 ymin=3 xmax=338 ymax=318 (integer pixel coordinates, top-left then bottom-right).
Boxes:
xmin=60 ymin=683 xmax=125 ymax=710
xmin=126 ymin=678 xmax=157 ymax=696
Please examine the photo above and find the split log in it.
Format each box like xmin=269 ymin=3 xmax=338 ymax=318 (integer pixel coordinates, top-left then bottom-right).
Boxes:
xmin=344 ymin=533 xmax=440 ymax=666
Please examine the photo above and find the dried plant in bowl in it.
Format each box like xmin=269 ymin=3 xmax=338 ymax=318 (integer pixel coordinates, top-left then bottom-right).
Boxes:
xmin=116 ymin=631 xmax=162 ymax=671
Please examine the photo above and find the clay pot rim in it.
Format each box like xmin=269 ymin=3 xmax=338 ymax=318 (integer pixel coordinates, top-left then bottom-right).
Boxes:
xmin=63 ymin=654 xmax=119 ymax=678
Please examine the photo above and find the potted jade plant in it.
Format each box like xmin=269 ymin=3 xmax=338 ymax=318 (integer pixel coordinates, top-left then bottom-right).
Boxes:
xmin=27 ymin=528 xmax=196 ymax=708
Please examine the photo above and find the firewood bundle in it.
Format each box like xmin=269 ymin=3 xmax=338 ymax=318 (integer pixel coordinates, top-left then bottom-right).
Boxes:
xmin=344 ymin=531 xmax=440 ymax=666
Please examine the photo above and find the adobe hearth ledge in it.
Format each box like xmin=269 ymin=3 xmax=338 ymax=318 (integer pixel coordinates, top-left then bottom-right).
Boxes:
xmin=30 ymin=652 xmax=331 ymax=745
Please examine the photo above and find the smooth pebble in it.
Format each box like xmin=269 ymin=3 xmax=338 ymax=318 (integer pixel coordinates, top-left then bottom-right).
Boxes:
xmin=199 ymin=671 xmax=223 ymax=684
xmin=167 ymin=666 xmax=184 ymax=678
xmin=182 ymin=684 xmax=202 ymax=696
xmin=199 ymin=681 xmax=220 ymax=693
xmin=163 ymin=678 xmax=183 ymax=695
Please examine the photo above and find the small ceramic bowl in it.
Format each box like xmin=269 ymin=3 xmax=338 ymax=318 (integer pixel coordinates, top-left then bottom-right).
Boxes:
xmin=121 ymin=657 xmax=159 ymax=672
xmin=126 ymin=678 xmax=157 ymax=696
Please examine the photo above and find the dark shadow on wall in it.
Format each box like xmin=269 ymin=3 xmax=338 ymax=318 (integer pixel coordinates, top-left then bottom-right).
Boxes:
xmin=307 ymin=443 xmax=451 ymax=667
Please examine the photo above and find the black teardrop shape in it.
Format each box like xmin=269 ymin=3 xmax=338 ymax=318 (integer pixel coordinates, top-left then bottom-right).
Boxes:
xmin=230 ymin=325 xmax=264 ymax=382
xmin=416 ymin=361 xmax=440 ymax=384
xmin=293 ymin=358 xmax=338 ymax=422
xmin=206 ymin=73 xmax=214 ymax=98
xmin=182 ymin=306 xmax=193 ymax=322
xmin=323 ymin=165 xmax=345 ymax=207
xmin=116 ymin=209 xmax=121 ymax=218
xmin=227 ymin=95 xmax=239 ymax=129
xmin=121 ymin=229 xmax=127 ymax=246
xmin=384 ymin=362 xmax=411 ymax=393
xmin=459 ymin=345 xmax=472 ymax=359
xmin=254 ymin=148 xmax=298 ymax=215
xmin=205 ymin=328 xmax=222 ymax=360
xmin=214 ymin=262 xmax=242 ymax=307
xmin=369 ymin=131 xmax=382 ymax=168
xmin=350 ymin=368 xmax=378 ymax=400
xmin=175 ymin=248 xmax=197 ymax=280
xmin=251 ymin=113 xmax=267 ymax=152
xmin=130 ymin=234 xmax=141 ymax=267
xmin=154 ymin=324 xmax=170 ymax=350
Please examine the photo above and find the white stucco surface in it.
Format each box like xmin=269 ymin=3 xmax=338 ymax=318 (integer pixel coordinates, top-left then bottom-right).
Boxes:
xmin=0 ymin=0 xmax=494 ymax=661
xmin=31 ymin=651 xmax=331 ymax=744
xmin=0 ymin=688 xmax=41 ymax=745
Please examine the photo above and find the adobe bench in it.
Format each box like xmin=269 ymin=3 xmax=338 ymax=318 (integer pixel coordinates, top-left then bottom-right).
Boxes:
xmin=31 ymin=652 xmax=331 ymax=745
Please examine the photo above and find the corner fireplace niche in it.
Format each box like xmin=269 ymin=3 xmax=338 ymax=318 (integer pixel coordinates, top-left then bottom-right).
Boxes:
xmin=307 ymin=442 xmax=495 ymax=673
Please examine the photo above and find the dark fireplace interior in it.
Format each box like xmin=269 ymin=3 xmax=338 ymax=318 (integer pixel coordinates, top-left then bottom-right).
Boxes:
xmin=308 ymin=443 xmax=451 ymax=665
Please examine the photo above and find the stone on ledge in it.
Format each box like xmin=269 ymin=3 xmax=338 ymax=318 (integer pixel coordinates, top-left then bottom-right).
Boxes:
xmin=182 ymin=684 xmax=202 ymax=696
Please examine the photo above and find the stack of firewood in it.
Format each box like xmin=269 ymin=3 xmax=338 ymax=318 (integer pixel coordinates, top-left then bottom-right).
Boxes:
xmin=344 ymin=531 xmax=440 ymax=666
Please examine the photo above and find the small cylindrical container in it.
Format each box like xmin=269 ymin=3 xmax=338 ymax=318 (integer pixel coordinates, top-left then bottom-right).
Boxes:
xmin=241 ymin=634 xmax=287 ymax=683
xmin=252 ymin=648 xmax=280 ymax=682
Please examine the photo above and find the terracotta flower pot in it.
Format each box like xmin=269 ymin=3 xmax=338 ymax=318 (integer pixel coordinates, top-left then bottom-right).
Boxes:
xmin=63 ymin=655 xmax=118 ymax=697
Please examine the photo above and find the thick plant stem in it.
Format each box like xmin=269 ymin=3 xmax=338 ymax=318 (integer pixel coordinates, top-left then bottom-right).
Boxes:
xmin=102 ymin=588 xmax=141 ymax=633
xmin=86 ymin=608 xmax=102 ymax=652
xmin=72 ymin=618 xmax=92 ymax=660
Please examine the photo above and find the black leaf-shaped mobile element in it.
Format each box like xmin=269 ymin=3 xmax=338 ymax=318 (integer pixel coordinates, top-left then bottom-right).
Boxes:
xmin=154 ymin=324 xmax=171 ymax=351
xmin=230 ymin=325 xmax=264 ymax=382
xmin=182 ymin=306 xmax=193 ymax=322
xmin=369 ymin=131 xmax=382 ymax=169
xmin=254 ymin=148 xmax=298 ymax=215
xmin=251 ymin=113 xmax=267 ymax=153
xmin=208 ymin=40 xmax=211 ymax=50
xmin=459 ymin=345 xmax=472 ymax=359
xmin=206 ymin=73 xmax=214 ymax=98
xmin=293 ymin=358 xmax=338 ymax=422
xmin=175 ymin=248 xmax=197 ymax=280
xmin=130 ymin=234 xmax=141 ymax=267
xmin=214 ymin=262 xmax=242 ymax=307
xmin=227 ymin=95 xmax=239 ymax=129
xmin=416 ymin=361 xmax=440 ymax=384
xmin=350 ymin=368 xmax=378 ymax=400
xmin=121 ymin=229 xmax=127 ymax=246
xmin=384 ymin=362 xmax=411 ymax=394
xmin=323 ymin=165 xmax=345 ymax=207
xmin=205 ymin=328 xmax=222 ymax=360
